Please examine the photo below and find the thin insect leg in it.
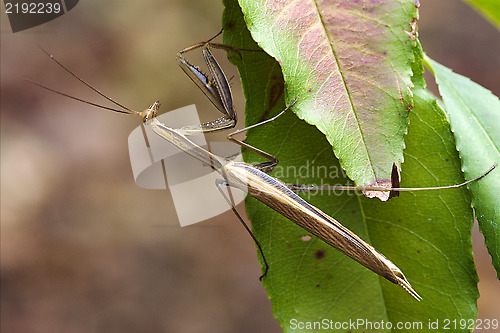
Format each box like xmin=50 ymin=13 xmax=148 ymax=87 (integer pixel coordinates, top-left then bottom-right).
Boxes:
xmin=205 ymin=42 xmax=263 ymax=54
xmin=227 ymin=137 xmax=278 ymax=173
xmin=286 ymin=163 xmax=497 ymax=193
xmin=181 ymin=42 xmax=244 ymax=59
xmin=229 ymin=97 xmax=298 ymax=138
xmin=198 ymin=42 xmax=263 ymax=61
xmin=177 ymin=30 xmax=258 ymax=59
xmin=227 ymin=97 xmax=299 ymax=173
xmin=215 ymin=179 xmax=269 ymax=280
xmin=177 ymin=29 xmax=224 ymax=55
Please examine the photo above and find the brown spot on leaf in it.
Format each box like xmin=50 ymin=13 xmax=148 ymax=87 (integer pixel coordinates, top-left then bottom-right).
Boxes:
xmin=225 ymin=21 xmax=235 ymax=31
xmin=315 ymin=250 xmax=326 ymax=259
xmin=301 ymin=235 xmax=312 ymax=242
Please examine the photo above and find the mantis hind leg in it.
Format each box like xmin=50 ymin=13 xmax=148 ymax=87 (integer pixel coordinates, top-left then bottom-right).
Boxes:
xmin=215 ymin=179 xmax=269 ymax=280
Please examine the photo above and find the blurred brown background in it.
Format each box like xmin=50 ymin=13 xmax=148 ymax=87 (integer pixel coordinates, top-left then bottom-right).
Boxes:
xmin=1 ymin=1 xmax=499 ymax=332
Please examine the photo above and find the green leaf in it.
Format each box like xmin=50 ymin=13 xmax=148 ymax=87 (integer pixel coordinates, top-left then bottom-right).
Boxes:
xmin=223 ymin=1 xmax=478 ymax=331
xmin=231 ymin=0 xmax=419 ymax=199
xmin=462 ymin=0 xmax=500 ymax=30
xmin=425 ymin=56 xmax=500 ymax=278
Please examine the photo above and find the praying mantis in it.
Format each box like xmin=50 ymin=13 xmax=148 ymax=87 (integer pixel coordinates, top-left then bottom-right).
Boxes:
xmin=31 ymin=32 xmax=495 ymax=302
